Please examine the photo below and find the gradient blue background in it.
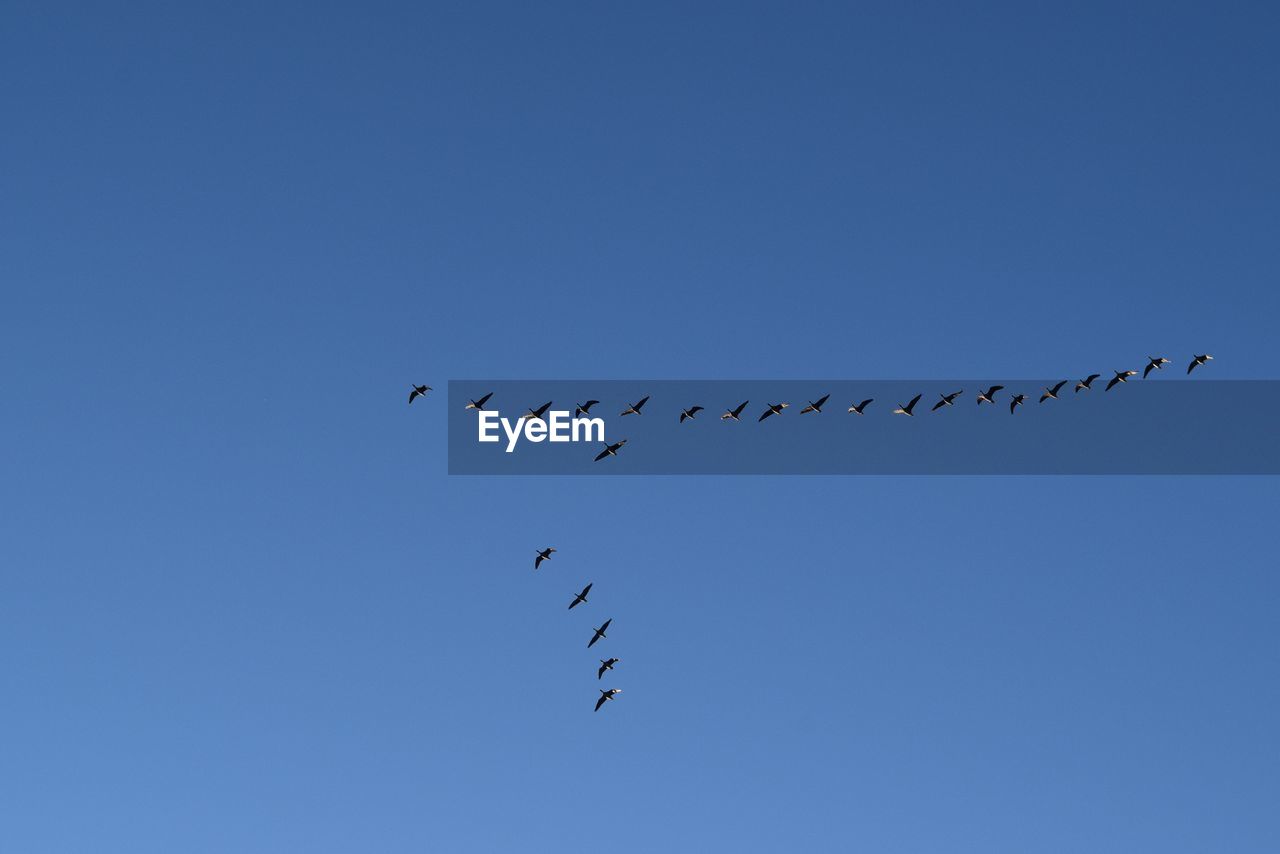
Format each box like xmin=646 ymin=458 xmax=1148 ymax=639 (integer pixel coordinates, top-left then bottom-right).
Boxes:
xmin=2 ymin=2 xmax=1278 ymax=852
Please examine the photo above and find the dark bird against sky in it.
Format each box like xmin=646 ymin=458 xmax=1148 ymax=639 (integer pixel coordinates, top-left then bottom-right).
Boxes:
xmin=680 ymin=406 xmax=704 ymax=423
xmin=594 ymin=688 xmax=621 ymax=712
xmin=1187 ymin=354 xmax=1214 ymax=374
xmin=568 ymin=583 xmax=593 ymax=610
xmin=976 ymin=385 xmax=1003 ymax=405
xmin=800 ymin=394 xmax=830 ymax=414
xmin=758 ymin=402 xmax=789 ymax=422
xmin=1106 ymin=370 xmax=1137 ymax=391
xmin=931 ymin=390 xmax=963 ymax=411
xmin=588 ymin=619 xmax=612 ymax=648
xmin=621 ymin=396 xmax=650 ymax=416
xmin=848 ymin=398 xmax=874 ymax=415
xmin=722 ymin=400 xmax=750 ymax=421
xmin=535 ymin=548 xmax=556 ymax=570
xmin=594 ymin=439 xmax=628 ymax=462
xmin=409 ymin=384 xmax=431 ymax=404
xmin=893 ymin=394 xmax=922 ymax=416
xmin=464 ymin=391 xmax=493 ymax=410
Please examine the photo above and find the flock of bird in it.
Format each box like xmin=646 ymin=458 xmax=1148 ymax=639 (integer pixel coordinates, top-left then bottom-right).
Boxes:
xmin=415 ymin=352 xmax=1216 ymax=463
xmin=535 ymin=547 xmax=623 ymax=713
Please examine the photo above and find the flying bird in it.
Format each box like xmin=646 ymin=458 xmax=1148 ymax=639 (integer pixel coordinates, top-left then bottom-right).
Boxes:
xmin=931 ymin=390 xmax=963 ymax=411
xmin=574 ymin=400 xmax=600 ymax=418
xmin=800 ymin=394 xmax=830 ymax=414
xmin=521 ymin=401 xmax=553 ymax=421
xmin=620 ymin=396 xmax=650 ymax=416
xmin=594 ymin=439 xmax=628 ymax=462
xmin=568 ymin=583 xmax=593 ymax=610
xmin=1106 ymin=370 xmax=1137 ymax=391
xmin=1010 ymin=393 xmax=1027 ymax=414
xmin=409 ymin=384 xmax=432 ymax=404
xmin=588 ymin=618 xmax=612 ymax=648
xmin=1143 ymin=356 xmax=1171 ymax=378
xmin=465 ymin=392 xmax=494 ymax=410
xmin=721 ymin=400 xmax=749 ymax=421
xmin=893 ymin=394 xmax=923 ymax=416
xmin=848 ymin=398 xmax=874 ymax=415
xmin=597 ymin=658 xmax=619 ymax=680
xmin=1187 ymin=354 xmax=1214 ymax=374
xmin=976 ymin=385 xmax=1004 ymax=405
xmin=1075 ymin=374 xmax=1100 ymax=393
xmin=1039 ymin=380 xmax=1067 ymax=403
xmin=758 ymin=402 xmax=789 ymax=422
xmin=594 ymin=688 xmax=622 ymax=712
xmin=679 ymin=406 xmax=704 ymax=423
xmin=534 ymin=548 xmax=556 ymax=570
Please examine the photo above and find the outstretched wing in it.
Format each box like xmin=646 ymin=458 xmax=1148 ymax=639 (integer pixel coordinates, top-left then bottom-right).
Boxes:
xmin=1105 ymin=377 xmax=1120 ymax=391
xmin=1051 ymin=380 xmax=1066 ymax=395
xmin=635 ymin=395 xmax=649 ymax=411
xmin=595 ymin=695 xmax=607 ymax=711
xmin=1187 ymin=359 xmax=1199 ymax=374
xmin=476 ymin=392 xmax=493 ymax=407
xmin=931 ymin=398 xmax=946 ymax=411
xmin=813 ymin=394 xmax=829 ymax=409
xmin=758 ymin=407 xmax=774 ymax=422
xmin=535 ymin=554 xmax=545 ymax=569
xmin=594 ymin=447 xmax=611 ymax=462
xmin=905 ymin=393 xmax=922 ymax=413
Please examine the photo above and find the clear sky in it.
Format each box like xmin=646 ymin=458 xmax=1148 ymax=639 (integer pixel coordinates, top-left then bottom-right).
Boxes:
xmin=2 ymin=2 xmax=1279 ymax=852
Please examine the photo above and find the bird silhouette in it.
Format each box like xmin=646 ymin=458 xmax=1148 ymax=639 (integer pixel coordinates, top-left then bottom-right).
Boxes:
xmin=931 ymin=390 xmax=963 ymax=411
xmin=597 ymin=658 xmax=619 ymax=680
xmin=1106 ymin=370 xmax=1137 ymax=391
xmin=588 ymin=619 xmax=612 ymax=648
xmin=893 ymin=394 xmax=923 ymax=416
xmin=574 ymin=400 xmax=600 ymax=418
xmin=1009 ymin=393 xmax=1027 ymax=414
xmin=847 ymin=398 xmax=874 ymax=415
xmin=534 ymin=548 xmax=556 ymax=570
xmin=1187 ymin=354 xmax=1214 ymax=375
xmin=465 ymin=392 xmax=493 ymax=410
xmin=800 ymin=394 xmax=830 ymax=414
xmin=976 ymin=386 xmax=1004 ymax=405
xmin=680 ymin=406 xmax=704 ymax=423
xmin=758 ymin=403 xmax=789 ymax=422
xmin=620 ymin=396 xmax=650 ymax=416
xmin=594 ymin=439 xmax=628 ymax=462
xmin=409 ymin=384 xmax=432 ymax=404
xmin=1143 ymin=357 xmax=1171 ymax=378
xmin=721 ymin=400 xmax=749 ymax=421
xmin=1075 ymin=374 xmax=1100 ymax=393
xmin=594 ymin=688 xmax=621 ymax=712
xmin=1039 ymin=380 xmax=1067 ymax=403
xmin=568 ymin=583 xmax=592 ymax=610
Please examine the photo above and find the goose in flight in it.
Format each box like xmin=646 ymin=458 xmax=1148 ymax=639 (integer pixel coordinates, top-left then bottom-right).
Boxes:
xmin=588 ymin=618 xmax=612 ymax=648
xmin=598 ymin=658 xmax=619 ymax=679
xmin=594 ymin=688 xmax=622 ymax=712
xmin=1143 ymin=356 xmax=1171 ymax=378
xmin=534 ymin=548 xmax=556 ymax=570
xmin=800 ymin=394 xmax=830 ymax=414
xmin=847 ymin=398 xmax=874 ymax=415
xmin=620 ymin=396 xmax=650 ymax=416
xmin=976 ymin=386 xmax=1003 ymax=405
xmin=721 ymin=400 xmax=749 ymax=421
xmin=408 ymin=384 xmax=432 ymax=404
xmin=574 ymin=400 xmax=599 ymax=418
xmin=1187 ymin=354 xmax=1214 ymax=374
xmin=1075 ymin=374 xmax=1100 ymax=393
xmin=1009 ymin=393 xmax=1027 ymax=414
xmin=931 ymin=390 xmax=963 ymax=411
xmin=1105 ymin=370 xmax=1137 ymax=391
xmin=679 ymin=406 xmax=704 ymax=423
xmin=594 ymin=439 xmax=628 ymax=462
xmin=758 ymin=402 xmax=789 ymax=422
xmin=465 ymin=392 xmax=494 ymax=410
xmin=1039 ymin=380 xmax=1067 ymax=403
xmin=568 ymin=583 xmax=592 ymax=610
xmin=893 ymin=394 xmax=923 ymax=416
xmin=521 ymin=401 xmax=553 ymax=421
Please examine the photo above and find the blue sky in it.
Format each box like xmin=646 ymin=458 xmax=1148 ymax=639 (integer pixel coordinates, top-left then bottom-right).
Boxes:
xmin=2 ymin=2 xmax=1278 ymax=852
